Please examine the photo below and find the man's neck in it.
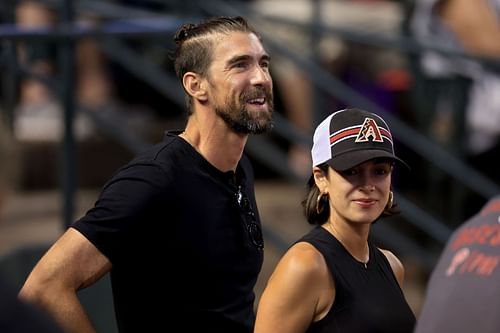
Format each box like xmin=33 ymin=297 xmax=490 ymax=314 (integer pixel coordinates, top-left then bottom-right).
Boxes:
xmin=180 ymin=117 xmax=248 ymax=172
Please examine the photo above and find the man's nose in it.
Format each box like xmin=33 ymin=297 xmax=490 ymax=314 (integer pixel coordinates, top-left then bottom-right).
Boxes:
xmin=251 ymin=65 xmax=272 ymax=86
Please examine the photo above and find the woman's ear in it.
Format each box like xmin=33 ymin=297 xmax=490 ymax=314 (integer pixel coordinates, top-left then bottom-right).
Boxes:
xmin=313 ymin=167 xmax=328 ymax=192
xmin=183 ymin=72 xmax=208 ymax=102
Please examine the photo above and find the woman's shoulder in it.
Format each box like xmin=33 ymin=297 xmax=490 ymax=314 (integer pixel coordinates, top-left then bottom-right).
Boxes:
xmin=276 ymin=242 xmax=330 ymax=281
xmin=378 ymin=248 xmax=405 ymax=287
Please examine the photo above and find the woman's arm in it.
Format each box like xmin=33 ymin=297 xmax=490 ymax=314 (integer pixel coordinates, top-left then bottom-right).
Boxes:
xmin=254 ymin=242 xmax=334 ymax=333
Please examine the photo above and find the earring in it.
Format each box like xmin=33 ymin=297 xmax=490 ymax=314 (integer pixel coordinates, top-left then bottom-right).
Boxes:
xmin=316 ymin=192 xmax=328 ymax=214
xmin=386 ymin=191 xmax=394 ymax=210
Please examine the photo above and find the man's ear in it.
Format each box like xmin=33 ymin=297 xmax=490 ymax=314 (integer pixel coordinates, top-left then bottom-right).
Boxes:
xmin=183 ymin=72 xmax=208 ymax=102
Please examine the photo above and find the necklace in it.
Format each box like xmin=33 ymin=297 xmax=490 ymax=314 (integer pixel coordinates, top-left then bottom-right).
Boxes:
xmin=324 ymin=223 xmax=369 ymax=268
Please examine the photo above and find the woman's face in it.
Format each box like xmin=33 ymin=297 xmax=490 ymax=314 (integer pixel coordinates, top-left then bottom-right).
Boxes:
xmin=315 ymin=158 xmax=393 ymax=225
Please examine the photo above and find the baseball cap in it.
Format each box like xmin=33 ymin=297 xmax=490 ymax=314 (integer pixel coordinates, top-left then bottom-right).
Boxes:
xmin=311 ymin=108 xmax=408 ymax=171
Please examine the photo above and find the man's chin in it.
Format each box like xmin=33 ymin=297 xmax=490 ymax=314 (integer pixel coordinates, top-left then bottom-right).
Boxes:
xmin=248 ymin=117 xmax=274 ymax=134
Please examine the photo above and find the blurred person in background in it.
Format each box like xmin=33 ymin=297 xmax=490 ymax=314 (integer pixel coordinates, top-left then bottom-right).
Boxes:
xmin=14 ymin=0 xmax=113 ymax=142
xmin=254 ymin=108 xmax=415 ymax=333
xmin=0 ymin=275 xmax=66 ymax=332
xmin=410 ymin=0 xmax=500 ymax=215
xmin=0 ymin=117 xmax=65 ymax=332
xmin=414 ymin=194 xmax=500 ymax=332
xmin=0 ymin=275 xmax=66 ymax=333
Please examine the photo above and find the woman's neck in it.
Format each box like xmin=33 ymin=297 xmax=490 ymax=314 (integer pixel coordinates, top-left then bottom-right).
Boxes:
xmin=323 ymin=221 xmax=370 ymax=264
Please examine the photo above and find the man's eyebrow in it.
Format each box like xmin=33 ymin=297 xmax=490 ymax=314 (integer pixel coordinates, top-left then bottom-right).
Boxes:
xmin=227 ymin=55 xmax=251 ymax=67
xmin=226 ymin=54 xmax=271 ymax=67
xmin=261 ymin=54 xmax=271 ymax=62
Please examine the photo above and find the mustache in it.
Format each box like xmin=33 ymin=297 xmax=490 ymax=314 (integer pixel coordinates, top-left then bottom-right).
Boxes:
xmin=240 ymin=86 xmax=273 ymax=102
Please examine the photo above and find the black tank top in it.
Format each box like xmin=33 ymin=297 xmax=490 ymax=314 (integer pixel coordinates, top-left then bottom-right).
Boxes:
xmin=299 ymin=227 xmax=415 ymax=333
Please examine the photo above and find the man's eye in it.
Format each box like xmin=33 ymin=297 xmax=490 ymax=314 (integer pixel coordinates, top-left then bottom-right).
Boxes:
xmin=234 ymin=62 xmax=247 ymax=68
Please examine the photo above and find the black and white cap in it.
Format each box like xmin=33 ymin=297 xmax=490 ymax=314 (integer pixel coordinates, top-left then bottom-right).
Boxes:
xmin=311 ymin=108 xmax=408 ymax=171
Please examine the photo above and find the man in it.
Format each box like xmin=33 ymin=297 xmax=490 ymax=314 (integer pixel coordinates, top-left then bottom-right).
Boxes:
xmin=414 ymin=195 xmax=500 ymax=332
xmin=19 ymin=16 xmax=274 ymax=333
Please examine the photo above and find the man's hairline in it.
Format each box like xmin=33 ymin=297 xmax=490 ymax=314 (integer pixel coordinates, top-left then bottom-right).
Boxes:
xmin=190 ymin=30 xmax=262 ymax=79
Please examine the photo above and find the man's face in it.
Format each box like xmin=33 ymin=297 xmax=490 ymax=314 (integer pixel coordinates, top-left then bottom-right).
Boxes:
xmin=207 ymin=31 xmax=274 ymax=134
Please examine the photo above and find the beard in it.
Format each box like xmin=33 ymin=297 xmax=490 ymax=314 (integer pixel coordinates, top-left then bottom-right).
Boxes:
xmin=215 ymin=86 xmax=274 ymax=135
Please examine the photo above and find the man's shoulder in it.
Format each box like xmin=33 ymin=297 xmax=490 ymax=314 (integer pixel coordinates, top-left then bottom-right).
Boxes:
xmin=131 ymin=132 xmax=185 ymax=164
xmin=101 ymin=134 xmax=184 ymax=186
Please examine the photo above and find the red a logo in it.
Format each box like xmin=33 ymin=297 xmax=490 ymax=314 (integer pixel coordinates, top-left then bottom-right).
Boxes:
xmin=355 ymin=118 xmax=384 ymax=143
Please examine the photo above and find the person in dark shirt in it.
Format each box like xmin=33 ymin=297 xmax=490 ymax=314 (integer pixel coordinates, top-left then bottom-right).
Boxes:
xmin=18 ymin=15 xmax=274 ymax=333
xmin=414 ymin=195 xmax=500 ymax=333
xmin=0 ymin=275 xmax=66 ymax=333
xmin=255 ymin=108 xmax=415 ymax=333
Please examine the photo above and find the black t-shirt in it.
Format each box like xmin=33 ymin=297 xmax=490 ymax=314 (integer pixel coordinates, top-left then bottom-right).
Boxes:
xmin=300 ymin=227 xmax=415 ymax=333
xmin=73 ymin=132 xmax=264 ymax=333
xmin=414 ymin=196 xmax=500 ymax=333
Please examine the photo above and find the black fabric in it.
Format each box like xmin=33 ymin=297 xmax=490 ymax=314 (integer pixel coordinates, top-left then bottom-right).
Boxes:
xmin=0 ymin=275 xmax=65 ymax=333
xmin=72 ymin=132 xmax=263 ymax=333
xmin=414 ymin=195 xmax=500 ymax=333
xmin=299 ymin=227 xmax=415 ymax=333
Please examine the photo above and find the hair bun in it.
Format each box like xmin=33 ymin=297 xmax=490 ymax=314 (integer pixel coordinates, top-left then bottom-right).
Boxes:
xmin=174 ymin=23 xmax=196 ymax=44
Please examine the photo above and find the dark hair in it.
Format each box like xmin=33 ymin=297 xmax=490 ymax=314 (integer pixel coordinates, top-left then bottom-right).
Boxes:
xmin=173 ymin=16 xmax=259 ymax=114
xmin=302 ymin=164 xmax=330 ymax=225
xmin=302 ymin=164 xmax=400 ymax=226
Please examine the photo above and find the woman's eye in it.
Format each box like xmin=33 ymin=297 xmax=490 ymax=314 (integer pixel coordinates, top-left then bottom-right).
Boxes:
xmin=341 ymin=169 xmax=357 ymax=177
xmin=375 ymin=166 xmax=392 ymax=176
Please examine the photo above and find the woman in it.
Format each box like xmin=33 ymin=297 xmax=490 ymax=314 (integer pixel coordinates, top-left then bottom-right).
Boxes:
xmin=254 ymin=108 xmax=416 ymax=333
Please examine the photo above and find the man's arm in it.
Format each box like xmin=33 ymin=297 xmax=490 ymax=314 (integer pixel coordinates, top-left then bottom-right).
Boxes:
xmin=19 ymin=228 xmax=112 ymax=333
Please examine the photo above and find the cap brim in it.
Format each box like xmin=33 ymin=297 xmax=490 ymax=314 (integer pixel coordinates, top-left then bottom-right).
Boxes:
xmin=327 ymin=149 xmax=410 ymax=171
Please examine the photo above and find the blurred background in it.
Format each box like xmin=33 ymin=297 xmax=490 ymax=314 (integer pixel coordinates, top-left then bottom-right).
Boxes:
xmin=1 ymin=0 xmax=500 ymax=331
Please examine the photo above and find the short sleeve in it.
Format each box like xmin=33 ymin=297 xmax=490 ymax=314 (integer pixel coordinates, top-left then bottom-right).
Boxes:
xmin=72 ymin=162 xmax=168 ymax=262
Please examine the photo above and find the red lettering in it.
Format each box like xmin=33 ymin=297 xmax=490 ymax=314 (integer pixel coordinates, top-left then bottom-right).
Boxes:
xmin=490 ymin=228 xmax=500 ymax=246
xmin=457 ymin=250 xmax=500 ymax=277
xmin=451 ymin=225 xmax=500 ymax=249
xmin=477 ymin=225 xmax=495 ymax=244
xmin=451 ymin=229 xmax=475 ymax=250
xmin=446 ymin=247 xmax=470 ymax=276
xmin=478 ymin=257 xmax=499 ymax=276
xmin=460 ymin=251 xmax=483 ymax=274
